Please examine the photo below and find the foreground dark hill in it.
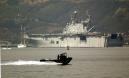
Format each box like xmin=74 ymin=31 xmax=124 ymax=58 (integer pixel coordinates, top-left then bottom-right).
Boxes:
xmin=0 ymin=0 xmax=129 ymax=42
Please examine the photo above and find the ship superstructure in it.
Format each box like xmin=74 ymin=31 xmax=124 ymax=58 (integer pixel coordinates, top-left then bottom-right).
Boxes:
xmin=26 ymin=11 xmax=123 ymax=47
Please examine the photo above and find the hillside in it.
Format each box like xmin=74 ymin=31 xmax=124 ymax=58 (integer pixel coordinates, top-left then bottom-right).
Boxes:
xmin=0 ymin=0 xmax=129 ymax=42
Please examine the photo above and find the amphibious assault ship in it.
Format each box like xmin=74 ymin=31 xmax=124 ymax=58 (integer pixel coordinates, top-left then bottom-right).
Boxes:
xmin=26 ymin=11 xmax=123 ymax=47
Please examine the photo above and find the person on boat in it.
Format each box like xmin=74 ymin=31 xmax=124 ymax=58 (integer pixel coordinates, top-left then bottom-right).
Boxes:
xmin=57 ymin=54 xmax=60 ymax=60
xmin=59 ymin=52 xmax=67 ymax=61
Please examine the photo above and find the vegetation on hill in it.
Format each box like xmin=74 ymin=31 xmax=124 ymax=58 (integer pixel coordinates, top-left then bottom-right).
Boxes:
xmin=0 ymin=0 xmax=129 ymax=43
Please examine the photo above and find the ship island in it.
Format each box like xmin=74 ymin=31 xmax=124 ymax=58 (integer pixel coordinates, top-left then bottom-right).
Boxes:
xmin=22 ymin=11 xmax=123 ymax=48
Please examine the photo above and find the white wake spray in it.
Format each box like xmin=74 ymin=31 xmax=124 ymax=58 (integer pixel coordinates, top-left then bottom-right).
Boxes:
xmin=1 ymin=60 xmax=61 ymax=66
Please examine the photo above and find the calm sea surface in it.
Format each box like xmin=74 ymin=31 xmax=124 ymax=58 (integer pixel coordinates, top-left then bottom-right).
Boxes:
xmin=1 ymin=47 xmax=129 ymax=78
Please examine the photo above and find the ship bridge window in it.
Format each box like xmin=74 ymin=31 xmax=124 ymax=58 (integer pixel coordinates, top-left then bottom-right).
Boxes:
xmin=111 ymin=34 xmax=117 ymax=39
xmin=60 ymin=37 xmax=64 ymax=41
xmin=80 ymin=35 xmax=86 ymax=41
xmin=50 ymin=40 xmax=54 ymax=44
xmin=56 ymin=41 xmax=59 ymax=44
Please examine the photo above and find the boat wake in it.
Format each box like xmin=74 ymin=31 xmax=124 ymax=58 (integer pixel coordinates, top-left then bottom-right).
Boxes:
xmin=1 ymin=60 xmax=61 ymax=66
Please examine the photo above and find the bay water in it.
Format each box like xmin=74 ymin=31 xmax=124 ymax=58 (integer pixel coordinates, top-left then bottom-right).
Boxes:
xmin=1 ymin=47 xmax=129 ymax=78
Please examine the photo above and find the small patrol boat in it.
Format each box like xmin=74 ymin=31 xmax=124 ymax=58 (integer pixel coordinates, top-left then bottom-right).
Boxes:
xmin=40 ymin=53 xmax=72 ymax=65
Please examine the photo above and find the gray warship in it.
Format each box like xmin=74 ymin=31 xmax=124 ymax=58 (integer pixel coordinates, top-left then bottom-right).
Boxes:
xmin=26 ymin=11 xmax=123 ymax=47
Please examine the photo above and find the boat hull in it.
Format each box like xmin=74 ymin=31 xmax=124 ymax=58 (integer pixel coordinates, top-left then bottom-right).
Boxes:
xmin=40 ymin=57 xmax=72 ymax=65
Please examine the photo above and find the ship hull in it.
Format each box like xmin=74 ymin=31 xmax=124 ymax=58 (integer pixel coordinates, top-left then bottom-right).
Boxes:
xmin=28 ymin=35 xmax=107 ymax=48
